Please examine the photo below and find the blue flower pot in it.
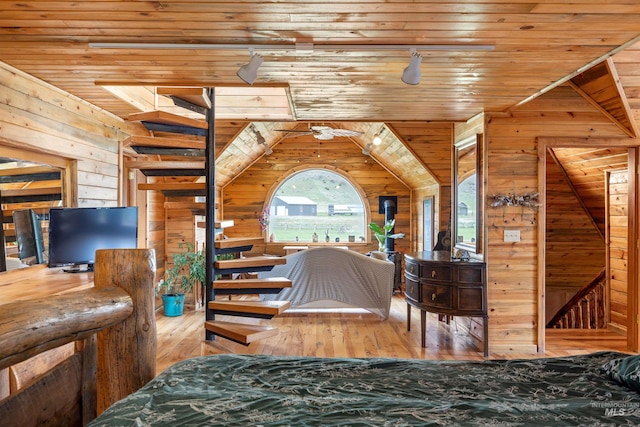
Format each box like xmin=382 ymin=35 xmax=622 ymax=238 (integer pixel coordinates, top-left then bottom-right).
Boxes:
xmin=162 ymin=293 xmax=185 ymax=317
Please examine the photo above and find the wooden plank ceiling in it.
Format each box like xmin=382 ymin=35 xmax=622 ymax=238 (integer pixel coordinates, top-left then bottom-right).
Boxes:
xmin=3 ymin=2 xmax=640 ymax=192
xmin=2 ymin=1 xmax=640 ymax=123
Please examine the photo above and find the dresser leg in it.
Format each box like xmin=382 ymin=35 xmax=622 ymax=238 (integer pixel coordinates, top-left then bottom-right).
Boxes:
xmin=407 ymin=304 xmax=411 ymax=331
xmin=483 ymin=316 xmax=489 ymax=357
xmin=420 ymin=309 xmax=426 ymax=348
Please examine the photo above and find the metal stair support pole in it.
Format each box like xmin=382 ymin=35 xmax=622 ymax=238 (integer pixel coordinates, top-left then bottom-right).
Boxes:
xmin=205 ymin=88 xmax=216 ymax=341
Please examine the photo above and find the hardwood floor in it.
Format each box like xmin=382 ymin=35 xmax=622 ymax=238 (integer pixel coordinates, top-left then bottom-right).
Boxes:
xmin=156 ymin=294 xmax=629 ymax=374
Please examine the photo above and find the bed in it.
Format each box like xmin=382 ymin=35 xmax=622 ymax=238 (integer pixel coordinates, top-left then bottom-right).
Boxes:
xmin=90 ymin=351 xmax=640 ymax=426
xmin=3 ymin=249 xmax=640 ymax=426
xmin=258 ymin=246 xmax=395 ymax=318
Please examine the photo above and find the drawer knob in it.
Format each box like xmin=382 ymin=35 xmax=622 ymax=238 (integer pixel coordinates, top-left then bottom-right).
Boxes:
xmin=431 ymin=270 xmax=436 ymax=278
xmin=431 ymin=293 xmax=436 ymax=301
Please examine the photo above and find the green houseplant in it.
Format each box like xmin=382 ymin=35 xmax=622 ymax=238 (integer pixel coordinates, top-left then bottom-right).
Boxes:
xmin=157 ymin=242 xmax=206 ymax=316
xmin=369 ymin=219 xmax=405 ymax=252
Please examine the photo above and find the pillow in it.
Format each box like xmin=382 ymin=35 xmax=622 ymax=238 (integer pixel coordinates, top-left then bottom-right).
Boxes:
xmin=602 ymin=354 xmax=640 ymax=392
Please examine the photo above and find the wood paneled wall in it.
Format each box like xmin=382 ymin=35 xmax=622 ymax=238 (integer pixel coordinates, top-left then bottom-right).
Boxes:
xmin=486 ymin=86 xmax=630 ymax=353
xmin=390 ymin=123 xmax=453 ymax=252
xmin=222 ymin=136 xmax=411 ymax=256
xmin=0 ymin=62 xmax=140 ymax=207
xmin=545 ymin=151 xmax=606 ymax=322
xmin=608 ymin=170 xmax=629 ymax=332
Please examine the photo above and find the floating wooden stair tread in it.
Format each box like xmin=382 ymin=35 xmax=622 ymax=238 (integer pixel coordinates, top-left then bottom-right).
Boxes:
xmin=164 ymin=202 xmax=206 ymax=215
xmin=157 ymin=87 xmax=212 ymax=109
xmin=123 ymin=135 xmax=206 ymax=158
xmin=125 ymin=160 xmax=205 ymax=176
xmin=204 ymin=320 xmax=279 ymax=345
xmin=215 ymin=219 xmax=234 ymax=229
xmin=124 ymin=135 xmax=206 ymax=150
xmin=215 ymin=255 xmax=285 ymax=270
xmin=0 ymin=187 xmax=62 ymax=203
xmin=214 ymin=237 xmax=263 ymax=249
xmin=214 ymin=277 xmax=292 ymax=290
xmin=208 ymin=300 xmax=291 ymax=317
xmin=0 ymin=166 xmax=61 ymax=183
xmin=127 ymin=111 xmax=208 ymax=129
xmin=138 ymin=182 xmax=206 ymax=197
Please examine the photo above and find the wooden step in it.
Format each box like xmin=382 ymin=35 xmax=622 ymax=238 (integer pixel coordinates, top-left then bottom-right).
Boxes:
xmin=164 ymin=201 xmax=207 ymax=215
xmin=213 ymin=236 xmax=263 ymax=253
xmin=197 ymin=219 xmax=234 ymax=229
xmin=204 ymin=320 xmax=279 ymax=345
xmin=0 ymin=166 xmax=61 ymax=184
xmin=215 ymin=255 xmax=285 ymax=274
xmin=124 ymin=135 xmax=206 ymax=150
xmin=208 ymin=300 xmax=290 ymax=318
xmin=215 ymin=219 xmax=234 ymax=229
xmin=127 ymin=111 xmax=208 ymax=129
xmin=123 ymin=135 xmax=205 ymax=156
xmin=0 ymin=187 xmax=62 ymax=203
xmin=137 ymin=182 xmax=206 ymax=197
xmin=125 ymin=160 xmax=205 ymax=177
xmin=215 ymin=237 xmax=263 ymax=249
xmin=157 ymin=87 xmax=212 ymax=109
xmin=213 ymin=277 xmax=292 ymax=295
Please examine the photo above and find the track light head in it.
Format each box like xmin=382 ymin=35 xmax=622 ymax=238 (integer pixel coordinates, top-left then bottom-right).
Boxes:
xmin=263 ymin=145 xmax=273 ymax=155
xmin=237 ymin=51 xmax=263 ymax=85
xmin=362 ymin=142 xmax=373 ymax=156
xmin=401 ymin=50 xmax=422 ymax=85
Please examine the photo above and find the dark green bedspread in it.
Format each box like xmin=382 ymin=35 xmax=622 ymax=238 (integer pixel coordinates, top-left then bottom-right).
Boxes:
xmin=89 ymin=352 xmax=640 ymax=426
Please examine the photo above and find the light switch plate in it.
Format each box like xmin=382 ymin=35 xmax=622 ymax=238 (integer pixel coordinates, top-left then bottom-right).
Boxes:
xmin=504 ymin=229 xmax=520 ymax=242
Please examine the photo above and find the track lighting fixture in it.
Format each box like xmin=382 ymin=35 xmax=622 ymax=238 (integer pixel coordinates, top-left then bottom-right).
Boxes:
xmin=401 ymin=49 xmax=422 ymax=85
xmin=362 ymin=142 xmax=373 ymax=156
xmin=237 ymin=50 xmax=263 ymax=85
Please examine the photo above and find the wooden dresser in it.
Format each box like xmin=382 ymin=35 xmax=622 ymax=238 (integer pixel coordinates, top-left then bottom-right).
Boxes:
xmin=404 ymin=251 xmax=488 ymax=356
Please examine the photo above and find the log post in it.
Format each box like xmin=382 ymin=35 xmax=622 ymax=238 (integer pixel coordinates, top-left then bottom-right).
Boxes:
xmin=94 ymin=249 xmax=156 ymax=414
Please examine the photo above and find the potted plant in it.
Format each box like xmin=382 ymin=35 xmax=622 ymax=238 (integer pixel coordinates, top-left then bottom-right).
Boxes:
xmin=157 ymin=242 xmax=205 ymax=316
xmin=369 ymin=219 xmax=405 ymax=252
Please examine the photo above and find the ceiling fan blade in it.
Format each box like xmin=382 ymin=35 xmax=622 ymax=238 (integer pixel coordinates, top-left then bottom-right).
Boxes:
xmin=330 ymin=129 xmax=364 ymax=137
xmin=277 ymin=130 xmax=314 ymax=139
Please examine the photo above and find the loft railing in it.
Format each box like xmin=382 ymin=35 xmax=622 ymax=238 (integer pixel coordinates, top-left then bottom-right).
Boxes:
xmin=546 ymin=268 xmax=607 ymax=329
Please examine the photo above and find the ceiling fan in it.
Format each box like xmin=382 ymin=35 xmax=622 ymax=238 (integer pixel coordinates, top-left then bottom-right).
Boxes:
xmin=276 ymin=125 xmax=364 ymax=140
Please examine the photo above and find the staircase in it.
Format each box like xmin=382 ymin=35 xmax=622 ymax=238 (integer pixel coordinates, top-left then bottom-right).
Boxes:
xmin=125 ymin=87 xmax=291 ymax=345
xmin=546 ymin=268 xmax=607 ymax=329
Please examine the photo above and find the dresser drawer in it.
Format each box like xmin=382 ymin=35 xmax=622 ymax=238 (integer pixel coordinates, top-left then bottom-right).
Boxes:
xmin=421 ymin=283 xmax=452 ymax=309
xmin=457 ymin=266 xmax=484 ymax=284
xmin=404 ymin=277 xmax=419 ymax=302
xmin=422 ymin=265 xmax=452 ymax=283
xmin=457 ymin=286 xmax=484 ymax=312
xmin=405 ymin=260 xmax=420 ymax=277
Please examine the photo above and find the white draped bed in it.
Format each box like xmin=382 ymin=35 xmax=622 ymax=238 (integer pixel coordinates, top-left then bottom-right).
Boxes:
xmin=258 ymin=247 xmax=395 ymax=318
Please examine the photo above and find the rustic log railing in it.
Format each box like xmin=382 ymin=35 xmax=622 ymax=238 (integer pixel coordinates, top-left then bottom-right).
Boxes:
xmin=546 ymin=268 xmax=607 ymax=329
xmin=0 ymin=248 xmax=156 ymax=427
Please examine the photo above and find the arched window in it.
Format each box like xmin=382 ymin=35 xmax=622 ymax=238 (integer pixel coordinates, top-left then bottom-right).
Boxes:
xmin=266 ymin=168 xmax=367 ymax=243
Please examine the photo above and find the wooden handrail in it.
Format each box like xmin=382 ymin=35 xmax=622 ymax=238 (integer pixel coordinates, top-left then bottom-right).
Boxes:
xmin=0 ymin=287 xmax=133 ymax=370
xmin=546 ymin=268 xmax=607 ymax=329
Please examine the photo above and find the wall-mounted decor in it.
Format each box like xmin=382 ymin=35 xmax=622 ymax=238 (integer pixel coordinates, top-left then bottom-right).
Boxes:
xmin=488 ymin=191 xmax=539 ymax=222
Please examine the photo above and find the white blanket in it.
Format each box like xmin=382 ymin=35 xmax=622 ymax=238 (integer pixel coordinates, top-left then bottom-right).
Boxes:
xmin=259 ymin=247 xmax=395 ymax=319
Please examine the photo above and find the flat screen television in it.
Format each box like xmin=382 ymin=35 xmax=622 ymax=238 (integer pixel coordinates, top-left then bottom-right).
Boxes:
xmin=48 ymin=206 xmax=138 ymax=272
xmin=12 ymin=209 xmax=46 ymax=265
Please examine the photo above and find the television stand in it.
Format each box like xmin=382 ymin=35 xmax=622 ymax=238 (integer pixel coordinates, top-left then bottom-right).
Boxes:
xmin=63 ymin=264 xmax=94 ymax=273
